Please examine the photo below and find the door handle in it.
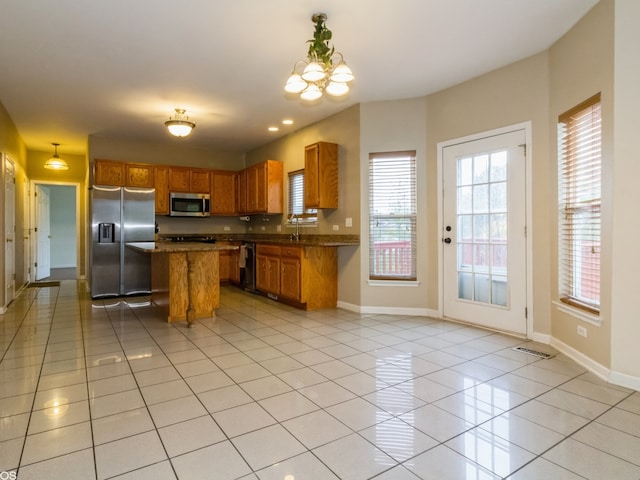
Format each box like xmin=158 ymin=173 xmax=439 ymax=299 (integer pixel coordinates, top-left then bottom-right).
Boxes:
xmin=443 ymin=237 xmax=452 ymax=244
xmin=6 ymin=237 xmax=13 ymax=243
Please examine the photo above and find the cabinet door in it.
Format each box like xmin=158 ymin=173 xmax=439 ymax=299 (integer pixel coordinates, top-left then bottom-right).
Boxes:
xmin=190 ymin=169 xmax=211 ymax=194
xmin=211 ymin=170 xmax=236 ymax=214
xmin=304 ymin=144 xmax=321 ymax=208
xmin=154 ymin=166 xmax=169 ymax=214
xmin=266 ymin=256 xmax=281 ymax=294
xmin=169 ymin=167 xmax=190 ymax=192
xmin=245 ymin=165 xmax=259 ymax=213
xmin=280 ymin=257 xmax=301 ymax=301
xmin=236 ymin=170 xmax=247 ymax=214
xmin=94 ymin=160 xmax=124 ymax=186
xmin=126 ymin=163 xmax=154 ymax=187
xmin=256 ymin=254 xmax=269 ymax=292
xmin=305 ymin=142 xmax=338 ymax=209
xmin=219 ymin=250 xmax=232 ymax=282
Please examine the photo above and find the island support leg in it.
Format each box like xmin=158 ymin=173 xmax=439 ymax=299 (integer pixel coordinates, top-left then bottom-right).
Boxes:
xmin=186 ymin=251 xmax=197 ymax=328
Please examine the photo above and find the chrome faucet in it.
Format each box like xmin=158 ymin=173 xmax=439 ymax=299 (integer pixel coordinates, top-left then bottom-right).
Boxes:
xmin=290 ymin=214 xmax=300 ymax=242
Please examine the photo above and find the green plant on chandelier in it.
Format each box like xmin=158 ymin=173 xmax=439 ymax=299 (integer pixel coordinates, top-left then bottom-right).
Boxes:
xmin=307 ymin=14 xmax=335 ymax=69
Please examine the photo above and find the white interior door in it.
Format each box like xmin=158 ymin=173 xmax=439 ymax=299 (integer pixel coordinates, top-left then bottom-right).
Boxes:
xmin=4 ymin=155 xmax=16 ymax=305
xmin=36 ymin=185 xmax=51 ymax=280
xmin=442 ymin=129 xmax=527 ymax=335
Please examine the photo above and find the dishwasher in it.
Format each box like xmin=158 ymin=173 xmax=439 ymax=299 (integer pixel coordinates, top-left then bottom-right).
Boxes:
xmin=241 ymin=242 xmax=257 ymax=293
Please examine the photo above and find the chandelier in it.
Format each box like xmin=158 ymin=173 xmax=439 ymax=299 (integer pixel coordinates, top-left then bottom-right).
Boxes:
xmin=44 ymin=143 xmax=69 ymax=170
xmin=284 ymin=13 xmax=354 ymax=101
xmin=165 ymin=108 xmax=195 ymax=137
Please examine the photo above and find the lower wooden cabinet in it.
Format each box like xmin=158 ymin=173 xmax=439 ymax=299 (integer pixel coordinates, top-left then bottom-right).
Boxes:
xmin=218 ymin=241 xmax=241 ymax=284
xmin=256 ymin=243 xmax=337 ymax=310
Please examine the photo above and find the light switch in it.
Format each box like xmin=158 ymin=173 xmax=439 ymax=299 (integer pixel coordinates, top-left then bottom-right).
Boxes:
xmin=345 ymin=217 xmax=352 ymax=227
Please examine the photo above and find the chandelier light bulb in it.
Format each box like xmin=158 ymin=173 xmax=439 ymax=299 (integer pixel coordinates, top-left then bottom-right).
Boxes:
xmin=325 ymin=81 xmax=349 ymax=97
xmin=284 ymin=73 xmax=308 ymax=93
xmin=44 ymin=143 xmax=69 ymax=170
xmin=301 ymin=61 xmax=326 ymax=82
xmin=300 ymin=83 xmax=323 ymax=101
xmin=330 ymin=62 xmax=354 ymax=83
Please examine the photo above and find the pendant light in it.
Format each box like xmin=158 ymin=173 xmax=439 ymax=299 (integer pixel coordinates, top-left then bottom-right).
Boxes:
xmin=44 ymin=143 xmax=69 ymax=170
xmin=284 ymin=13 xmax=355 ymax=102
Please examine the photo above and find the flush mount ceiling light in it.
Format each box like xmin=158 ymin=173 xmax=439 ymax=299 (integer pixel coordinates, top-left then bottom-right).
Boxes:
xmin=44 ymin=143 xmax=69 ymax=170
xmin=284 ymin=13 xmax=355 ymax=102
xmin=165 ymin=108 xmax=195 ymax=137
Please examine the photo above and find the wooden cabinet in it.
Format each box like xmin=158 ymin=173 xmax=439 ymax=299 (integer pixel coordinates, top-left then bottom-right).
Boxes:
xmin=169 ymin=167 xmax=210 ymax=194
xmin=236 ymin=169 xmax=247 ymax=214
xmin=154 ymin=166 xmax=169 ymax=214
xmin=218 ymin=241 xmax=240 ymax=284
xmin=243 ymin=160 xmax=283 ymax=214
xmin=94 ymin=160 xmax=125 ymax=186
xmin=280 ymin=246 xmax=302 ymax=301
xmin=256 ymin=244 xmax=281 ymax=295
xmin=256 ymin=243 xmax=338 ymax=310
xmin=92 ymin=158 xmax=282 ymax=216
xmin=125 ymin=163 xmax=154 ymax=187
xmin=168 ymin=167 xmax=191 ymax=192
xmin=305 ymin=141 xmax=338 ymax=209
xmin=190 ymin=168 xmax=211 ymax=194
xmin=211 ymin=170 xmax=237 ymax=215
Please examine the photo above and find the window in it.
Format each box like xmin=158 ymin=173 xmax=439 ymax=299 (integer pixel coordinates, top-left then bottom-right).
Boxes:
xmin=288 ymin=169 xmax=317 ymax=223
xmin=558 ymin=93 xmax=601 ymax=313
xmin=369 ymin=151 xmax=417 ymax=281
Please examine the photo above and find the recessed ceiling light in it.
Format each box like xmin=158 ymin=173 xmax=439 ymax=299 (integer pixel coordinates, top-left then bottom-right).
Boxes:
xmin=282 ymin=119 xmax=294 ymax=125
xmin=268 ymin=126 xmax=279 ymax=132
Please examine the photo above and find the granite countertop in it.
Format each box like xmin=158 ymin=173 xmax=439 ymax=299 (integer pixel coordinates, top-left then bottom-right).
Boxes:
xmin=157 ymin=234 xmax=359 ymax=247
xmin=126 ymin=242 xmax=239 ymax=253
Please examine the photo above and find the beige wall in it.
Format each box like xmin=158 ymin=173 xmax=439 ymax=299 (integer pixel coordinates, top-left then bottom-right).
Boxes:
xmin=425 ymin=53 xmax=551 ymax=327
xmin=245 ymin=106 xmax=362 ymax=307
xmin=548 ymin=0 xmax=614 ymax=368
xmin=358 ymin=98 xmax=429 ymax=312
xmin=610 ymin=0 xmax=640 ymax=385
xmin=0 ymin=101 xmax=28 ymax=307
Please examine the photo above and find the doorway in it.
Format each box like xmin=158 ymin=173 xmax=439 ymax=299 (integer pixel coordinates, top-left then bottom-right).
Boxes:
xmin=33 ymin=183 xmax=78 ymax=281
xmin=440 ymin=127 xmax=530 ymax=336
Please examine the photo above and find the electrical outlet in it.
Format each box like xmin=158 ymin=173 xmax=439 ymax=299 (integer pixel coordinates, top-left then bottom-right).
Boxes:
xmin=261 ymin=226 xmax=266 ymax=231
xmin=577 ymin=325 xmax=587 ymax=337
xmin=345 ymin=217 xmax=352 ymax=227
xmin=223 ymin=226 xmax=230 ymax=231
xmin=333 ymin=225 xmax=339 ymax=231
xmin=276 ymin=225 xmax=281 ymax=232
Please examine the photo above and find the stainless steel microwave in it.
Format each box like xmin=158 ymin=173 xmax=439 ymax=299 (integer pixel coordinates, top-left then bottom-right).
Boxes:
xmin=169 ymin=192 xmax=210 ymax=217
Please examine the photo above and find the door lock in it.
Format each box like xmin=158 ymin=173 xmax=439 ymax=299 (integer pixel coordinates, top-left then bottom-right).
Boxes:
xmin=443 ymin=237 xmax=452 ymax=244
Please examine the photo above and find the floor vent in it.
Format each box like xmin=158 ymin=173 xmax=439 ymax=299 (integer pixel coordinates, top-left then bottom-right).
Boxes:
xmin=28 ymin=281 xmax=61 ymax=288
xmin=512 ymin=346 xmax=554 ymax=359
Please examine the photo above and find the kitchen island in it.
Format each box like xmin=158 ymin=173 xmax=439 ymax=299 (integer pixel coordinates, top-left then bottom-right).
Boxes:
xmin=127 ymin=242 xmax=238 ymax=326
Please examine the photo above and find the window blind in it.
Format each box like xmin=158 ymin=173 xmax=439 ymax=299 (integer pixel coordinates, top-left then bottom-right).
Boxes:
xmin=288 ymin=169 xmax=317 ymax=223
xmin=369 ymin=151 xmax=417 ymax=280
xmin=558 ymin=93 xmax=601 ymax=312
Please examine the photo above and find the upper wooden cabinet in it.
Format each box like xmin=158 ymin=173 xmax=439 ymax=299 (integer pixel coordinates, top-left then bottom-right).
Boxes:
xmin=168 ymin=167 xmax=210 ymax=194
xmin=236 ymin=169 xmax=247 ymax=214
xmin=154 ymin=166 xmax=169 ymax=215
xmin=190 ymin=168 xmax=211 ymax=194
xmin=94 ymin=159 xmax=125 ymax=186
xmin=211 ymin=170 xmax=237 ymax=215
xmin=243 ymin=160 xmax=283 ymax=214
xmin=126 ymin=163 xmax=154 ymax=188
xmin=305 ymin=141 xmax=338 ymax=209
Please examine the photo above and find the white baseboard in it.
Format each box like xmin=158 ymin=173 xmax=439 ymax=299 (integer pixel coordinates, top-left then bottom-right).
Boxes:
xmin=336 ymin=300 xmax=437 ymax=317
xmin=608 ymin=370 xmax=640 ymax=391
xmin=548 ymin=336 xmax=610 ymax=382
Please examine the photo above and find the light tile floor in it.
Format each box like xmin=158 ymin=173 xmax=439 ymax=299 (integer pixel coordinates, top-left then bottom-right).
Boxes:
xmin=1 ymin=281 xmax=639 ymax=479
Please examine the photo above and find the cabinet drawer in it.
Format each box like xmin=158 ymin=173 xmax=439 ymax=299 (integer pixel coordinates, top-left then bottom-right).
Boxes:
xmin=280 ymin=246 xmax=302 ymax=259
xmin=256 ymin=244 xmax=280 ymax=257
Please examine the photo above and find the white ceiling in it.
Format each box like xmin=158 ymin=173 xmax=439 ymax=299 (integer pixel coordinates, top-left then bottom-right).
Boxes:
xmin=0 ymin=0 xmax=598 ymax=156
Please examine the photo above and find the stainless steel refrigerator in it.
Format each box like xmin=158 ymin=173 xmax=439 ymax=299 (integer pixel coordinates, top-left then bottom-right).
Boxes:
xmin=91 ymin=185 xmax=155 ymax=298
